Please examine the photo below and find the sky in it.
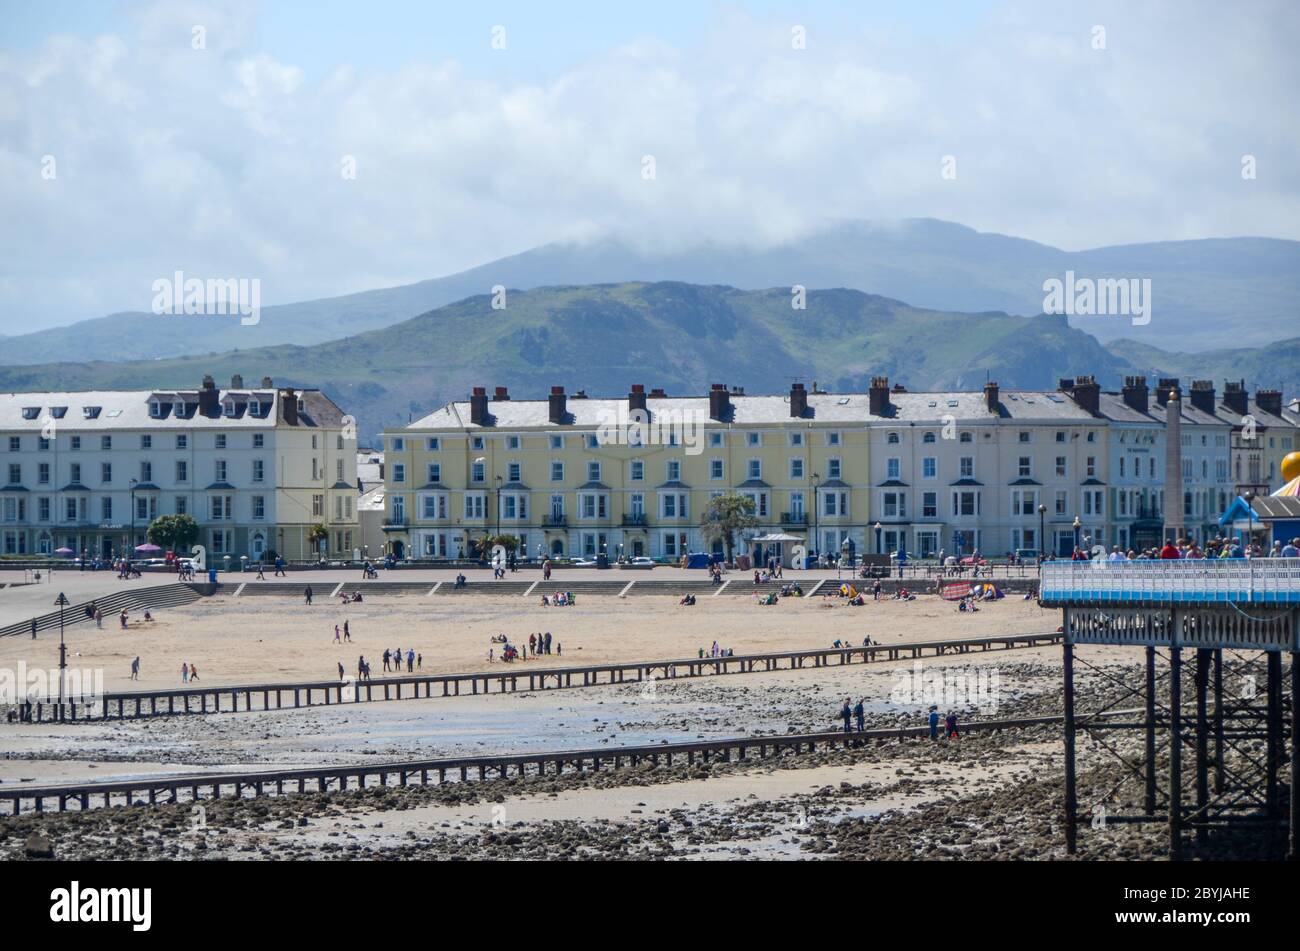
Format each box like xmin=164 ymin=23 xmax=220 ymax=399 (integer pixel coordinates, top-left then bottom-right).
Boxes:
xmin=2 ymin=0 xmax=1297 ymax=331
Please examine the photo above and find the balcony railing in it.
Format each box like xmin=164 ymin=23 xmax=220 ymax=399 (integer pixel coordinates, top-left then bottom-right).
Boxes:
xmin=622 ymin=514 xmax=647 ymax=526
xmin=542 ymin=515 xmax=568 ymax=528
xmin=1040 ymin=559 xmax=1300 ymax=605
xmin=781 ymin=512 xmax=808 ymax=525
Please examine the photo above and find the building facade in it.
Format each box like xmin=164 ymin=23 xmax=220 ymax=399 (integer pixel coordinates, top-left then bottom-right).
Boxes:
xmin=382 ymin=376 xmax=1293 ymax=563
xmin=0 ymin=376 xmax=358 ymax=562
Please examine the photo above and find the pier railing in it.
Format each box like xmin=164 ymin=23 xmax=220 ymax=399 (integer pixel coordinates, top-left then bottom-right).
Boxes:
xmin=1040 ymin=558 xmax=1300 ymax=606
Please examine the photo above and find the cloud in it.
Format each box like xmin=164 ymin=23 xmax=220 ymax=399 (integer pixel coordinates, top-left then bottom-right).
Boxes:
xmin=1 ymin=0 xmax=1297 ymax=331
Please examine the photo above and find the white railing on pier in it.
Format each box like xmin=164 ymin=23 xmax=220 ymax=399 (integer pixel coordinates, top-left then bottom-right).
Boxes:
xmin=1039 ymin=558 xmax=1300 ymax=604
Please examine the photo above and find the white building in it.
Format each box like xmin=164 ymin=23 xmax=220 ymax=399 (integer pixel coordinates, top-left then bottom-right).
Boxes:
xmin=0 ymin=375 xmax=358 ymax=562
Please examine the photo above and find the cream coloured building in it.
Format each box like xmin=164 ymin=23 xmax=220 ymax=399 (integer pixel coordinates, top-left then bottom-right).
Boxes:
xmin=0 ymin=376 xmax=358 ymax=562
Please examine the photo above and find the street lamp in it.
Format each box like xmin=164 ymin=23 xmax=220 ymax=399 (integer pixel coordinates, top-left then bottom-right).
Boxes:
xmin=812 ymin=473 xmax=821 ymax=565
xmin=1037 ymin=503 xmax=1047 ymax=562
xmin=1073 ymin=515 xmax=1081 ymax=552
xmin=874 ymin=521 xmax=883 ymax=555
xmin=1244 ymin=490 xmax=1256 ymax=601
xmin=54 ymin=591 xmax=68 ymax=719
xmin=129 ymin=477 xmax=138 ymax=559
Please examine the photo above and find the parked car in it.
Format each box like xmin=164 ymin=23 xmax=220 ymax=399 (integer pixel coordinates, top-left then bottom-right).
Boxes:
xmin=630 ymin=556 xmax=655 ymax=566
xmin=571 ymin=557 xmax=598 ymax=567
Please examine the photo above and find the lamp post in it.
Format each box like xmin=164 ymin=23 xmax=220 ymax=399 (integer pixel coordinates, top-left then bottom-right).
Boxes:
xmin=1245 ymin=490 xmax=1256 ymax=601
xmin=54 ymin=591 xmax=68 ymax=719
xmin=874 ymin=521 xmax=882 ymax=555
xmin=811 ymin=473 xmax=821 ymax=566
xmin=1073 ymin=515 xmax=1081 ymax=552
xmin=129 ymin=477 xmax=138 ymax=560
xmin=1038 ymin=503 xmax=1047 ymax=563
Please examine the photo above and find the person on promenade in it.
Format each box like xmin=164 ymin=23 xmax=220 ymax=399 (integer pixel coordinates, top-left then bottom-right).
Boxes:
xmin=274 ymin=556 xmax=286 ymax=577
xmin=1160 ymin=539 xmax=1181 ymax=560
xmin=853 ymin=698 xmax=865 ymax=732
xmin=928 ymin=705 xmax=940 ymax=740
xmin=839 ymin=698 xmax=853 ymax=734
xmin=1283 ymin=538 xmax=1300 ymax=558
xmin=254 ymin=562 xmax=265 ymax=580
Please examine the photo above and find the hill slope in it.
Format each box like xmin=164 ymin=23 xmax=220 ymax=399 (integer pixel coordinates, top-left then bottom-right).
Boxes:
xmin=0 ymin=282 xmax=1155 ymax=442
xmin=4 ymin=219 xmax=1296 ymax=362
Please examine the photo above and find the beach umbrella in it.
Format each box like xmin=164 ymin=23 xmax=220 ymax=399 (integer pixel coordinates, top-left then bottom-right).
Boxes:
xmin=134 ymin=542 xmax=162 ymax=552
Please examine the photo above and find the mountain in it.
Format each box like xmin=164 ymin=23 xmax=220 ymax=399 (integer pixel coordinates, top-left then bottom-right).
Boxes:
xmin=4 ymin=219 xmax=1296 ymax=363
xmin=1106 ymin=337 xmax=1300 ymax=393
xmin=0 ymin=281 xmax=1180 ymax=442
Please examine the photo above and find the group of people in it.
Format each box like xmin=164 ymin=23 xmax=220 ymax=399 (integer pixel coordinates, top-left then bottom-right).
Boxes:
xmin=381 ymin=646 xmax=419 ymax=672
xmin=488 ymin=631 xmax=558 ymax=662
xmin=1076 ymin=535 xmax=1300 ymax=562
xmin=540 ymin=591 xmax=576 ymax=606
xmin=180 ymin=661 xmax=200 ymax=683
xmin=928 ymin=705 xmax=960 ymax=740
xmin=332 ymin=621 xmax=353 ymax=643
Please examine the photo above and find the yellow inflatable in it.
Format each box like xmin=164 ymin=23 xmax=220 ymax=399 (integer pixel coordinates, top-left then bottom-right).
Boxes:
xmin=1283 ymin=452 xmax=1300 ymax=484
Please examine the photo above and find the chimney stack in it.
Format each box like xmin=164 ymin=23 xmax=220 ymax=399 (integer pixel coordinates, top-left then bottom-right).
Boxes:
xmin=199 ymin=375 xmax=219 ymax=416
xmin=708 ymin=383 xmax=731 ymax=421
xmin=469 ymin=387 xmax=489 ymax=425
xmin=868 ymin=376 xmax=890 ymax=416
xmin=260 ymin=376 xmax=273 ymax=388
xmin=1121 ymin=376 xmax=1149 ymax=414
xmin=492 ymin=386 xmax=509 ymax=401
xmin=1255 ymin=388 xmax=1282 ymax=417
xmin=628 ymin=384 xmax=647 ymax=417
xmin=983 ymin=381 xmax=1000 ymax=413
xmin=1069 ymin=375 xmax=1100 ymax=415
xmin=1223 ymin=380 xmax=1248 ymax=416
xmin=1058 ymin=377 xmax=1076 ymax=393
xmin=1188 ymin=380 xmax=1215 ymax=414
xmin=649 ymin=387 xmax=667 ymax=399
xmin=789 ymin=382 xmax=808 ymax=418
xmin=231 ymin=373 xmax=244 ymax=389
xmin=280 ymin=387 xmax=298 ymax=425
xmin=548 ymin=386 xmax=567 ymax=424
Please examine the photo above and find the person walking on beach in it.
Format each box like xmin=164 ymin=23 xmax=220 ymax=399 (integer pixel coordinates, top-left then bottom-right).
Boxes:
xmin=343 ymin=620 xmax=351 ymax=642
xmin=181 ymin=662 xmax=189 ymax=684
xmin=382 ymin=649 xmax=391 ymax=672
xmin=334 ymin=624 xmax=341 ymax=643
xmin=417 ymin=653 xmax=422 ymax=669
xmin=853 ymin=698 xmax=865 ymax=732
xmin=839 ymin=698 xmax=853 ymax=734
xmin=130 ymin=657 xmax=140 ymax=681
xmin=304 ymin=586 xmax=313 ymax=605
xmin=357 ymin=656 xmax=366 ymax=680
xmin=337 ymin=661 xmax=345 ymax=681
xmin=928 ymin=705 xmax=940 ymax=740
xmin=945 ymin=710 xmax=959 ymax=740
xmin=406 ymin=649 xmax=414 ymax=672
xmin=189 ymin=663 xmax=199 ymax=682
xmin=95 ymin=607 xmax=103 ymax=629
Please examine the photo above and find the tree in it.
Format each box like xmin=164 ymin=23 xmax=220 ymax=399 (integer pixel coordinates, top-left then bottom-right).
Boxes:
xmin=146 ymin=514 xmax=199 ymax=554
xmin=699 ymin=493 xmax=759 ymax=564
xmin=308 ymin=523 xmax=329 ymax=553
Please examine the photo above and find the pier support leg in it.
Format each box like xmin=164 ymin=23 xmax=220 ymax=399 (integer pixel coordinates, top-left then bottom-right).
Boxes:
xmin=1063 ymin=631 xmax=1078 ymax=856
xmin=1195 ymin=648 xmax=1210 ymax=848
xmin=1145 ymin=645 xmax=1157 ymax=815
xmin=1290 ymin=652 xmax=1298 ymax=862
xmin=1169 ymin=646 xmax=1183 ymax=861
xmin=1213 ymin=649 xmax=1225 ymax=794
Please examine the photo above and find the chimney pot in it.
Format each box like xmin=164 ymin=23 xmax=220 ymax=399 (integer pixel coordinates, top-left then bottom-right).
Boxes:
xmin=493 ymin=386 xmax=509 ymax=401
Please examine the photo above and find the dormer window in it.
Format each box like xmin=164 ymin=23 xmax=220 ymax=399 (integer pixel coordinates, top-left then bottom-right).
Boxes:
xmin=223 ymin=401 xmax=237 ymax=417
xmin=173 ymin=401 xmax=185 ymax=417
xmin=21 ymin=407 xmax=39 ymax=420
xmin=50 ymin=406 xmax=67 ymax=419
xmin=149 ymin=401 xmax=166 ymax=418
xmin=82 ymin=406 xmax=101 ymax=419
